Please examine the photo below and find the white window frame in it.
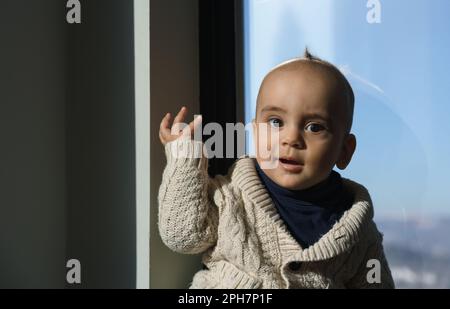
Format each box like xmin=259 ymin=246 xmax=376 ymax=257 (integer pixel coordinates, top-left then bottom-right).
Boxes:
xmin=134 ymin=0 xmax=150 ymax=289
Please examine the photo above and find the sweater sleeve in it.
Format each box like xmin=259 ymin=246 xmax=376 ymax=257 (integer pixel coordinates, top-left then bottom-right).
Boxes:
xmin=346 ymin=234 xmax=395 ymax=289
xmin=157 ymin=137 xmax=222 ymax=255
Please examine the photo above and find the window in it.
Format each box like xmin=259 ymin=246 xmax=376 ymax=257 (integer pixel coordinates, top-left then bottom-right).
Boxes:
xmin=244 ymin=0 xmax=450 ymax=288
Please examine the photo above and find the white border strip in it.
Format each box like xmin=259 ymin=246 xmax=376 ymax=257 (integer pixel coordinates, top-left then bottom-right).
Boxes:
xmin=134 ymin=0 xmax=150 ymax=289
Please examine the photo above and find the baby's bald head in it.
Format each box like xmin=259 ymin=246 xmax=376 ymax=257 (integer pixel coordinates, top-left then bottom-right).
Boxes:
xmin=256 ymin=48 xmax=355 ymax=134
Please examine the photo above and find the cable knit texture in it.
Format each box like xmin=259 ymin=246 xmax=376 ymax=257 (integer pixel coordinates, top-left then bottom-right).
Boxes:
xmin=158 ymin=138 xmax=395 ymax=289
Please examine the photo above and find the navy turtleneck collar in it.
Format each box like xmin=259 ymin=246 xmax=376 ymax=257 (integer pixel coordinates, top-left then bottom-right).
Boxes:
xmin=255 ymin=161 xmax=353 ymax=248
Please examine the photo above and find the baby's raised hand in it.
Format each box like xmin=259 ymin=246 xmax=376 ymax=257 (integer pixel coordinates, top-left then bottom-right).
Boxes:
xmin=159 ymin=106 xmax=202 ymax=146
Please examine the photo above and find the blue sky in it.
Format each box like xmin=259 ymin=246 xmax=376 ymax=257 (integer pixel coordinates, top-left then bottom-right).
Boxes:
xmin=244 ymin=0 xmax=450 ymax=215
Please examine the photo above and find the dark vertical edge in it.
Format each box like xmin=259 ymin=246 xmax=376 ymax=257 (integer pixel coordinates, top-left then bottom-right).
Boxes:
xmin=199 ymin=0 xmax=243 ymax=176
xmin=234 ymin=0 xmax=245 ymax=125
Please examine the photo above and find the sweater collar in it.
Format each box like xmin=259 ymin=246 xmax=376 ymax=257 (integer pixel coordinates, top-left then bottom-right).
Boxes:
xmin=255 ymin=160 xmax=348 ymax=209
xmin=228 ymin=155 xmax=374 ymax=262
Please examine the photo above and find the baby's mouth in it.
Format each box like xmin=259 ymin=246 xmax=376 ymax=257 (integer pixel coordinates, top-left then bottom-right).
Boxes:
xmin=279 ymin=158 xmax=301 ymax=165
xmin=278 ymin=157 xmax=303 ymax=172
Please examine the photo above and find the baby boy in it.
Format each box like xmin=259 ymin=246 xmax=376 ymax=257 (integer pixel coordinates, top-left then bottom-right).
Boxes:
xmin=158 ymin=49 xmax=394 ymax=289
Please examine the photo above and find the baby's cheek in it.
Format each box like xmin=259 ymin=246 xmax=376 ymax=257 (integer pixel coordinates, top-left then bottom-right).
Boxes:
xmin=308 ymin=146 xmax=336 ymax=173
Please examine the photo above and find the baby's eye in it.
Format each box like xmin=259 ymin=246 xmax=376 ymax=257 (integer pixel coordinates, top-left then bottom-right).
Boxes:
xmin=268 ymin=118 xmax=283 ymax=128
xmin=305 ymin=123 xmax=326 ymax=133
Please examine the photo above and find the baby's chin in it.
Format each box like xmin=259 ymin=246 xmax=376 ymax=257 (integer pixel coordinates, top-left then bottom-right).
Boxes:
xmin=270 ymin=173 xmax=314 ymax=191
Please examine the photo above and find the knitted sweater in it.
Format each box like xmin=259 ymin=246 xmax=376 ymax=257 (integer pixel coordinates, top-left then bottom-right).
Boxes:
xmin=158 ymin=138 xmax=395 ymax=289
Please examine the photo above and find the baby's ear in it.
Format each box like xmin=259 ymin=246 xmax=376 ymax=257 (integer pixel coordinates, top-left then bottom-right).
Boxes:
xmin=336 ymin=134 xmax=357 ymax=170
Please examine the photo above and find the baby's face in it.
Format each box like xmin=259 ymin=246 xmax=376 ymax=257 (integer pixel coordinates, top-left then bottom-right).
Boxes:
xmin=253 ymin=63 xmax=355 ymax=190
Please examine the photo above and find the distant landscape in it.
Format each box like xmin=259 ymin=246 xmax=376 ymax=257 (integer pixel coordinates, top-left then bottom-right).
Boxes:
xmin=377 ymin=214 xmax=450 ymax=288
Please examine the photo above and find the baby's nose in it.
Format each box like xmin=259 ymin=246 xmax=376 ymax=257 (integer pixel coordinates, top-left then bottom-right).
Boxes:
xmin=282 ymin=128 xmax=304 ymax=148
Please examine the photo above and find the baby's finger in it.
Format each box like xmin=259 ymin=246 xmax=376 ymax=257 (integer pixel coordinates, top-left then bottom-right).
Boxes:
xmin=160 ymin=112 xmax=171 ymax=129
xmin=173 ymin=106 xmax=187 ymax=126
xmin=172 ymin=107 xmax=188 ymax=135
xmin=191 ymin=114 xmax=203 ymax=132
xmin=159 ymin=113 xmax=172 ymax=142
xmin=159 ymin=131 xmax=165 ymax=145
xmin=182 ymin=115 xmax=202 ymax=138
xmin=160 ymin=113 xmax=171 ymax=133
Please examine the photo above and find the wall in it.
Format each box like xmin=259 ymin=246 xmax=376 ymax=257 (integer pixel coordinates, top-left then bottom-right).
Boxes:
xmin=65 ymin=0 xmax=136 ymax=288
xmin=0 ymin=0 xmax=138 ymax=288
xmin=0 ymin=0 xmax=67 ymax=288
